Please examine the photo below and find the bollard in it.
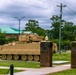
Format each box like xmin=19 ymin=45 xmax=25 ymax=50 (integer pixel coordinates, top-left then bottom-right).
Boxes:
xmin=10 ymin=64 xmax=14 ymax=75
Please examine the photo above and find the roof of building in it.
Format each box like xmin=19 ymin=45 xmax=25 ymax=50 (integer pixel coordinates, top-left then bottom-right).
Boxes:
xmin=0 ymin=26 xmax=21 ymax=34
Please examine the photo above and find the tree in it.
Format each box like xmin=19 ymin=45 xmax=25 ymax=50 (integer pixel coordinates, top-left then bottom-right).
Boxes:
xmin=50 ymin=15 xmax=76 ymax=40
xmin=36 ymin=27 xmax=46 ymax=37
xmin=25 ymin=20 xmax=39 ymax=33
xmin=0 ymin=29 xmax=6 ymax=45
xmin=25 ymin=20 xmax=46 ymax=37
xmin=50 ymin=15 xmax=60 ymax=39
xmin=50 ymin=15 xmax=76 ymax=50
xmin=62 ymin=21 xmax=76 ymax=41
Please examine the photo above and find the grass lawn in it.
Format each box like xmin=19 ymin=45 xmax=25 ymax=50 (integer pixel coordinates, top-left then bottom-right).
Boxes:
xmin=53 ymin=51 xmax=71 ymax=61
xmin=0 ymin=60 xmax=40 ymax=68
xmin=0 ymin=69 xmax=23 ymax=74
xmin=48 ymin=69 xmax=76 ymax=75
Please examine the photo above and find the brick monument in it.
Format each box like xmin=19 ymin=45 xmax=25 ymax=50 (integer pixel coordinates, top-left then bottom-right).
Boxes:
xmin=40 ymin=41 xmax=52 ymax=67
xmin=71 ymin=41 xmax=76 ymax=68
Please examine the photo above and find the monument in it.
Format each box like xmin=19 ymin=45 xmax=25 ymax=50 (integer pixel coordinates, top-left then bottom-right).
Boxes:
xmin=71 ymin=41 xmax=76 ymax=68
xmin=40 ymin=41 xmax=52 ymax=67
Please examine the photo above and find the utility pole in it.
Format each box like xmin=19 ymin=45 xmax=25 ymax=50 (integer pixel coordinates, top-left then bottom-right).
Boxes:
xmin=57 ymin=3 xmax=66 ymax=54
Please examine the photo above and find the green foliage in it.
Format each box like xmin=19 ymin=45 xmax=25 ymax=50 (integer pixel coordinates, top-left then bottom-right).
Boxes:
xmin=25 ymin=20 xmax=39 ymax=32
xmin=0 ymin=29 xmax=6 ymax=45
xmin=50 ymin=15 xmax=76 ymax=49
xmin=50 ymin=39 xmax=71 ymax=50
xmin=61 ymin=40 xmax=71 ymax=50
xmin=50 ymin=15 xmax=65 ymax=39
xmin=36 ymin=27 xmax=46 ymax=37
xmin=50 ymin=15 xmax=60 ymax=39
xmin=62 ymin=22 xmax=76 ymax=40
xmin=6 ymin=37 xmax=18 ymax=43
xmin=0 ymin=29 xmax=18 ymax=45
xmin=25 ymin=20 xmax=46 ymax=37
xmin=53 ymin=52 xmax=71 ymax=61
xmin=51 ymin=39 xmax=59 ymax=44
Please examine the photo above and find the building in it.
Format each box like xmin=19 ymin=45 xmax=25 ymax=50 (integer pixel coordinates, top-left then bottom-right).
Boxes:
xmin=0 ymin=26 xmax=21 ymax=38
xmin=0 ymin=26 xmax=33 ymax=38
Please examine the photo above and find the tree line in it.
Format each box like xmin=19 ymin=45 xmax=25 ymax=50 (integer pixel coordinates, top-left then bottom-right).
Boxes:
xmin=0 ymin=15 xmax=76 ymax=50
xmin=24 ymin=15 xmax=76 ymax=50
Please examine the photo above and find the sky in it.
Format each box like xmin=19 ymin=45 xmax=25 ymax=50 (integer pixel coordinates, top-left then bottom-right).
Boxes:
xmin=0 ymin=0 xmax=76 ymax=30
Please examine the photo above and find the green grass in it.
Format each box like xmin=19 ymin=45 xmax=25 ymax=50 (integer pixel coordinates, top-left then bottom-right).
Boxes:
xmin=0 ymin=69 xmax=23 ymax=74
xmin=48 ymin=69 xmax=76 ymax=75
xmin=53 ymin=52 xmax=71 ymax=61
xmin=0 ymin=60 xmax=40 ymax=68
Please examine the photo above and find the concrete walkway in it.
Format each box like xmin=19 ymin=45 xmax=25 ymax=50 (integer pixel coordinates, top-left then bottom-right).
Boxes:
xmin=14 ymin=64 xmax=71 ymax=75
xmin=0 ymin=64 xmax=71 ymax=75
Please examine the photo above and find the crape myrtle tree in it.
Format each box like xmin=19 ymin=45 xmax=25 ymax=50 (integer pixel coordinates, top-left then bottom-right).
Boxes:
xmin=25 ymin=20 xmax=46 ymax=38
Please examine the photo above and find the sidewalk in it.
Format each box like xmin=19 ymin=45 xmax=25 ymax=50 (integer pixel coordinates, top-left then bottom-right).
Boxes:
xmin=0 ymin=64 xmax=71 ymax=75
xmin=14 ymin=64 xmax=71 ymax=75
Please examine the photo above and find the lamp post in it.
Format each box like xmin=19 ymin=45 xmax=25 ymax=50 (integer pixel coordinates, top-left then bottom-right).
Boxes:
xmin=15 ymin=16 xmax=25 ymax=35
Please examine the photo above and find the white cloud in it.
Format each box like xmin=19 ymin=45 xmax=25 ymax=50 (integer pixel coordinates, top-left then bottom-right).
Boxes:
xmin=0 ymin=0 xmax=76 ymax=30
xmin=0 ymin=0 xmax=7 ymax=8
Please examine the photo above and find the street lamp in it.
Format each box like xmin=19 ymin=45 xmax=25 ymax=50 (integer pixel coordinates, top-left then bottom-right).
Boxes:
xmin=15 ymin=16 xmax=25 ymax=35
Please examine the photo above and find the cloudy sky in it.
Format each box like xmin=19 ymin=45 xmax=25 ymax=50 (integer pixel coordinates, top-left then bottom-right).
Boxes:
xmin=0 ymin=0 xmax=76 ymax=30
